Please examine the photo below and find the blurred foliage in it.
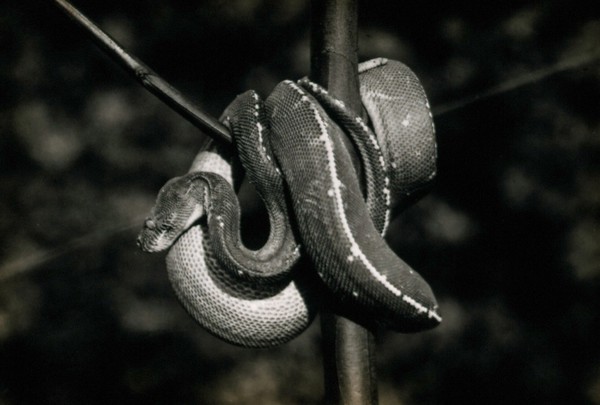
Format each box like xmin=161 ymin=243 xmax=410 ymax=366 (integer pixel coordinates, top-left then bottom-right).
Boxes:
xmin=1 ymin=0 xmax=599 ymax=403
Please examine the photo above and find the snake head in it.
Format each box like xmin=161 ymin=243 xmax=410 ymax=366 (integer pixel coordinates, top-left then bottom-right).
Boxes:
xmin=137 ymin=175 xmax=206 ymax=253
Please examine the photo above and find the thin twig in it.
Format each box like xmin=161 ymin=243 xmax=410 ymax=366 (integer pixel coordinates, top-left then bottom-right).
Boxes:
xmin=53 ymin=0 xmax=232 ymax=145
xmin=433 ymin=50 xmax=600 ymax=116
xmin=310 ymin=0 xmax=378 ymax=403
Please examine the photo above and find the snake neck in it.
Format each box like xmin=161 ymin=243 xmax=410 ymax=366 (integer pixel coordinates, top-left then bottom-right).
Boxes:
xmin=195 ymin=91 xmax=301 ymax=285
xmin=197 ymin=172 xmax=299 ymax=285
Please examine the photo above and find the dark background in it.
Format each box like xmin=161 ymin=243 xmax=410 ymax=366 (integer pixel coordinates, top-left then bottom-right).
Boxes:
xmin=1 ymin=0 xmax=599 ymax=403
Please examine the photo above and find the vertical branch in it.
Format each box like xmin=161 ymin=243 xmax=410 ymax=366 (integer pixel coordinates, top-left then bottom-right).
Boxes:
xmin=310 ymin=0 xmax=362 ymax=176
xmin=310 ymin=1 xmax=378 ymax=404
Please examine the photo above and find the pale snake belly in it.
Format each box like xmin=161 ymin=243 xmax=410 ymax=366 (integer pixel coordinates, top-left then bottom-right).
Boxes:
xmin=138 ymin=58 xmax=441 ymax=347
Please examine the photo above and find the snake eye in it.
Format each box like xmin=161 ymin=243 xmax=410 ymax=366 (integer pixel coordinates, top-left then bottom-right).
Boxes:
xmin=144 ymin=219 xmax=157 ymax=230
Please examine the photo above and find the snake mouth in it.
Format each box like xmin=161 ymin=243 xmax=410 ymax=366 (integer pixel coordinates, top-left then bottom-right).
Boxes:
xmin=137 ymin=229 xmax=171 ymax=253
xmin=136 ymin=232 xmax=154 ymax=253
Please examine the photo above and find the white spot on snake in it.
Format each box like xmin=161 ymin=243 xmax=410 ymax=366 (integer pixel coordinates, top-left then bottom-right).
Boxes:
xmin=308 ymin=82 xmax=321 ymax=93
xmin=334 ymin=99 xmax=345 ymax=108
xmin=402 ymin=119 xmax=410 ymax=127
xmin=347 ymin=255 xmax=354 ymax=262
xmin=352 ymin=291 xmax=359 ymax=298
xmin=255 ymin=110 xmax=281 ymax=178
xmin=327 ymin=188 xmax=334 ymax=197
xmin=358 ymin=57 xmax=388 ymax=73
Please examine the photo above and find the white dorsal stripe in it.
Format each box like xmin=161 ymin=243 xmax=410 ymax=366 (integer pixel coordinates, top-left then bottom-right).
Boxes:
xmin=358 ymin=57 xmax=388 ymax=73
xmin=300 ymin=79 xmax=392 ymax=237
xmin=287 ymin=82 xmax=439 ymax=321
xmin=253 ymin=96 xmax=282 ymax=176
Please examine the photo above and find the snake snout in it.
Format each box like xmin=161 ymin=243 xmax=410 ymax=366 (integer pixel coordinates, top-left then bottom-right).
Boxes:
xmin=137 ymin=230 xmax=171 ymax=253
xmin=136 ymin=229 xmax=155 ymax=253
xmin=136 ymin=235 xmax=146 ymax=251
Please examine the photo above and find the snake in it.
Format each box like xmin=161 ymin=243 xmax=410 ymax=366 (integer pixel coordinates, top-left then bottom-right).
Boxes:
xmin=138 ymin=58 xmax=441 ymax=347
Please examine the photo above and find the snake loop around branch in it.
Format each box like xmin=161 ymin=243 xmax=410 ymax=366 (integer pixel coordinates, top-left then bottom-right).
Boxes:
xmin=138 ymin=58 xmax=441 ymax=347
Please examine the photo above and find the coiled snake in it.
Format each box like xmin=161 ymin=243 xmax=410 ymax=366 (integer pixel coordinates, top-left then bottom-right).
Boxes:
xmin=138 ymin=58 xmax=441 ymax=347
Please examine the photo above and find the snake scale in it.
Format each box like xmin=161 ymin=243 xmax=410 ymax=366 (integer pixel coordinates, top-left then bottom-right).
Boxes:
xmin=138 ymin=58 xmax=441 ymax=347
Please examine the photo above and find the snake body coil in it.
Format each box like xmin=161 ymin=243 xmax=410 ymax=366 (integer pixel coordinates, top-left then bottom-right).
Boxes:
xmin=138 ymin=58 xmax=441 ymax=347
